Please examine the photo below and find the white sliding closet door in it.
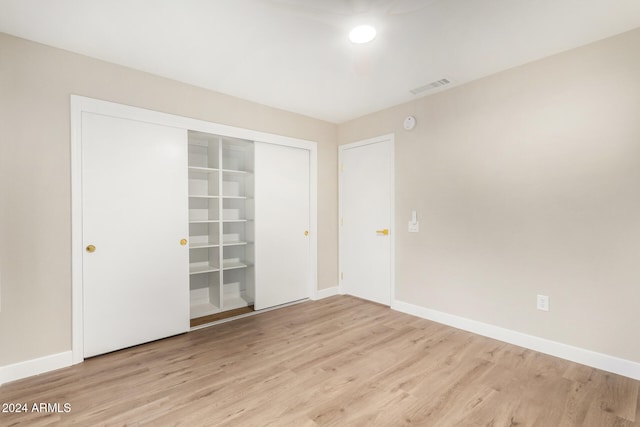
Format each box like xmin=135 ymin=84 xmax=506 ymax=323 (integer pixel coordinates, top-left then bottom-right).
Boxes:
xmin=254 ymin=142 xmax=310 ymax=310
xmin=82 ymin=113 xmax=189 ymax=358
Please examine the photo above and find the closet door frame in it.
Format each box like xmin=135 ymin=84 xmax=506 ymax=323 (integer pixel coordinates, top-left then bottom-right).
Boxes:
xmin=71 ymin=96 xmax=318 ymax=364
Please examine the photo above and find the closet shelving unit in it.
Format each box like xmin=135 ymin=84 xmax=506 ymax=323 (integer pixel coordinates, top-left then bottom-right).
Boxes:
xmin=187 ymin=131 xmax=254 ymax=319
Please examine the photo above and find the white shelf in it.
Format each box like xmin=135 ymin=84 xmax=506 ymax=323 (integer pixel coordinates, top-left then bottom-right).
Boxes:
xmin=223 ymin=240 xmax=248 ymax=246
xmin=189 ymin=219 xmax=220 ymax=224
xmin=222 ymin=219 xmax=248 ymax=223
xmin=221 ymin=195 xmax=247 ymax=200
xmin=189 ymin=166 xmax=219 ymax=174
xmin=189 ymin=262 xmax=221 ymax=275
xmin=222 ymin=169 xmax=250 ymax=175
xmin=189 ymin=242 xmax=220 ymax=249
xmin=189 ymin=195 xmax=219 ymax=199
xmin=222 ymin=260 xmax=250 ymax=270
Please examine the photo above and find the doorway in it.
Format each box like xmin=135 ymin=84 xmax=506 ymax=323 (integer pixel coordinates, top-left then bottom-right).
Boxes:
xmin=339 ymin=134 xmax=394 ymax=305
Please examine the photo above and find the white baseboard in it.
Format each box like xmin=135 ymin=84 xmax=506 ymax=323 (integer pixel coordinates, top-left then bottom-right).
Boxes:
xmin=392 ymin=299 xmax=640 ymax=381
xmin=0 ymin=351 xmax=73 ymax=386
xmin=313 ymin=286 xmax=340 ymax=300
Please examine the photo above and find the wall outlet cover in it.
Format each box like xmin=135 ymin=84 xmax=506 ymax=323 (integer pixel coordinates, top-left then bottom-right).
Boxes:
xmin=537 ymin=294 xmax=549 ymax=312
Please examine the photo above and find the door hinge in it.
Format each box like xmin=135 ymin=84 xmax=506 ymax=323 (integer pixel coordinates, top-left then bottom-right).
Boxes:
xmin=340 ymin=217 xmax=343 ymax=226
xmin=340 ymin=272 xmax=344 ymax=280
xmin=340 ymin=163 xmax=344 ymax=172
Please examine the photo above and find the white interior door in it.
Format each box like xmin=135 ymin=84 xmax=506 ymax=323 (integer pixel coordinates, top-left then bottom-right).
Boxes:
xmin=254 ymin=142 xmax=310 ymax=310
xmin=340 ymin=136 xmax=394 ymax=305
xmin=82 ymin=113 xmax=189 ymax=357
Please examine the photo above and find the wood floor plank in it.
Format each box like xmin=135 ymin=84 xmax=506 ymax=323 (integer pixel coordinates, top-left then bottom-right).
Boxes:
xmin=1 ymin=295 xmax=638 ymax=426
xmin=559 ymin=380 xmax=601 ymax=427
xmin=636 ymin=390 xmax=640 ymax=426
xmin=591 ymin=372 xmax=639 ymax=422
xmin=190 ymin=305 xmax=255 ymax=327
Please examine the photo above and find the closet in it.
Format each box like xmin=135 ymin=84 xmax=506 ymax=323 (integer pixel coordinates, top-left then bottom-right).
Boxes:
xmin=187 ymin=132 xmax=313 ymax=319
xmin=72 ymin=96 xmax=317 ymax=360
xmin=187 ymin=132 xmax=256 ymax=318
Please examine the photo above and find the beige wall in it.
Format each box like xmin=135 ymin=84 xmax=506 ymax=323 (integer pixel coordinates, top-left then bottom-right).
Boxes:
xmin=0 ymin=33 xmax=338 ymax=366
xmin=339 ymin=28 xmax=640 ymax=363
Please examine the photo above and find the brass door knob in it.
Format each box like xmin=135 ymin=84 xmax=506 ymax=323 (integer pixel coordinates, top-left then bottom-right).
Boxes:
xmin=304 ymin=230 xmax=309 ymax=236
xmin=180 ymin=238 xmax=188 ymax=246
xmin=86 ymin=245 xmax=96 ymax=253
xmin=375 ymin=229 xmax=389 ymax=235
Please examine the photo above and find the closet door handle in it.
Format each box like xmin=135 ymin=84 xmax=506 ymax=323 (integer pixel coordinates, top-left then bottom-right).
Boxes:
xmin=86 ymin=245 xmax=96 ymax=253
xmin=376 ymin=229 xmax=389 ymax=235
xmin=304 ymin=230 xmax=309 ymax=236
xmin=180 ymin=239 xmax=188 ymax=246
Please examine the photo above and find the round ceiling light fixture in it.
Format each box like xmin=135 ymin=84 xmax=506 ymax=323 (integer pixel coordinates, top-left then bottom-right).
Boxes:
xmin=349 ymin=25 xmax=376 ymax=44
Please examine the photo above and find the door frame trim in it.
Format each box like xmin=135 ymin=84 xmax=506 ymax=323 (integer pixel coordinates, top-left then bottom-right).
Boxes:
xmin=338 ymin=134 xmax=395 ymax=305
xmin=71 ymin=96 xmax=318 ymax=364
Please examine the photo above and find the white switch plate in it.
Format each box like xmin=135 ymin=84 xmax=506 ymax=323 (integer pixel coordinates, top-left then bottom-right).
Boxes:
xmin=536 ymin=294 xmax=549 ymax=312
xmin=408 ymin=221 xmax=419 ymax=233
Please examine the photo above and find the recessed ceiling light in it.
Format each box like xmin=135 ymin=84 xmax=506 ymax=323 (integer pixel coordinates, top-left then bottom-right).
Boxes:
xmin=349 ymin=25 xmax=376 ymax=44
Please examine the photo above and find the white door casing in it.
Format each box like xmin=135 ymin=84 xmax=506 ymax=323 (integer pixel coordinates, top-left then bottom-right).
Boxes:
xmin=339 ymin=135 xmax=394 ymax=305
xmin=81 ymin=113 xmax=190 ymax=357
xmin=254 ymin=142 xmax=311 ymax=310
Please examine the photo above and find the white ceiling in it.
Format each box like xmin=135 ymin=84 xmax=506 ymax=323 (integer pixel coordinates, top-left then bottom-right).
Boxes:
xmin=2 ymin=0 xmax=640 ymax=123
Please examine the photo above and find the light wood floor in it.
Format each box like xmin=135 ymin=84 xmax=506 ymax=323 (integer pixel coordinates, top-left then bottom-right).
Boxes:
xmin=1 ymin=296 xmax=638 ymax=426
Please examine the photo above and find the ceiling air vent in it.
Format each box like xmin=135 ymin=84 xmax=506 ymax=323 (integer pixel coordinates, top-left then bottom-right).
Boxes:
xmin=410 ymin=78 xmax=451 ymax=95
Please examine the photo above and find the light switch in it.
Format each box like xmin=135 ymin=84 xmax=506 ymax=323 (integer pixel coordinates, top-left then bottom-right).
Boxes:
xmin=408 ymin=210 xmax=419 ymax=233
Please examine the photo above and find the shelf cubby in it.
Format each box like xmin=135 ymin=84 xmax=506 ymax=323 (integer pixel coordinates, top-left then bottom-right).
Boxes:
xmin=189 ymin=197 xmax=219 ymax=222
xmin=222 ymin=268 xmax=254 ymax=311
xmin=189 ymin=246 xmax=220 ymax=274
xmin=189 ymin=222 xmax=219 ymax=248
xmin=189 ymin=271 xmax=221 ymax=318
xmin=188 ymin=132 xmax=220 ymax=169
xmin=222 ymin=245 xmax=251 ymax=269
xmin=222 ymin=221 xmax=252 ymax=245
xmin=222 ymin=173 xmax=248 ymax=198
xmin=223 ymin=197 xmax=252 ymax=221
xmin=189 ymin=169 xmax=219 ymax=198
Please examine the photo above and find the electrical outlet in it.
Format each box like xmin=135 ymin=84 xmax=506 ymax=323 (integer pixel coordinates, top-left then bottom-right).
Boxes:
xmin=536 ymin=294 xmax=549 ymax=312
